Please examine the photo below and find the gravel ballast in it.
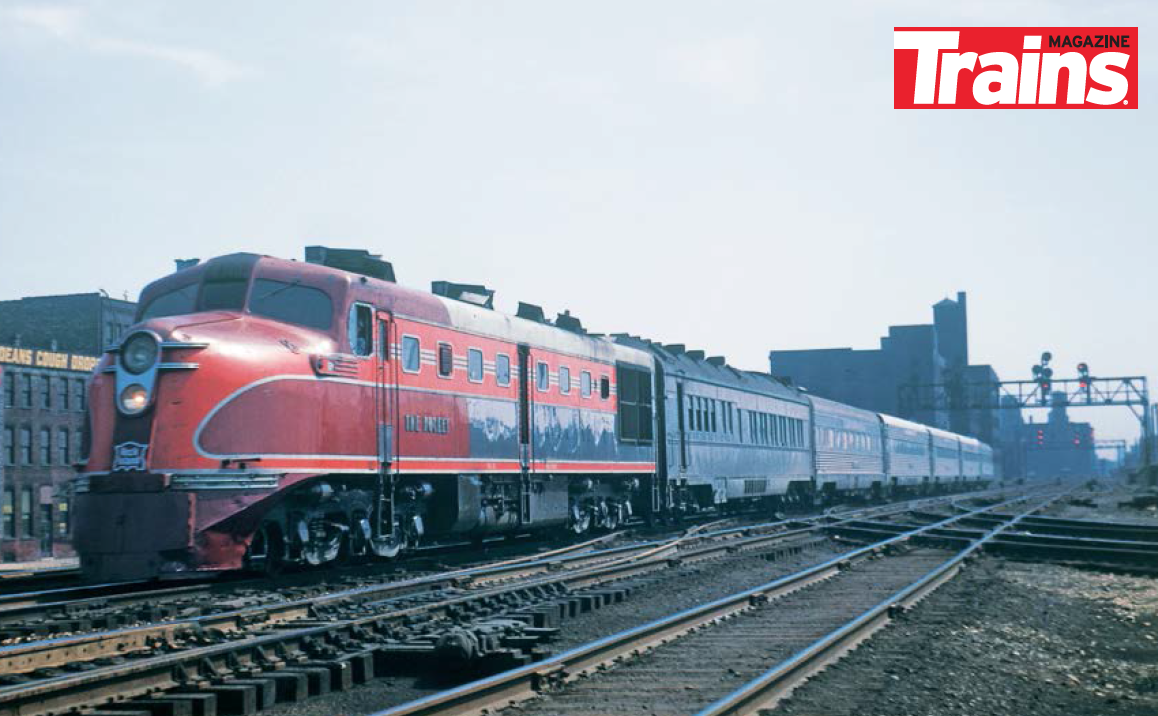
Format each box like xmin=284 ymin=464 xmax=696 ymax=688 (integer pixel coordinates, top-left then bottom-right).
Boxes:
xmin=772 ymin=558 xmax=1158 ymax=716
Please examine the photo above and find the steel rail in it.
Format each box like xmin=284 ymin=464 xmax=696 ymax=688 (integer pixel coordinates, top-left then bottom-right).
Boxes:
xmin=694 ymin=493 xmax=1064 ymax=716
xmin=0 ymin=509 xmax=830 ymax=714
xmin=0 ymin=490 xmax=1013 ymax=715
xmin=0 ymin=488 xmax=1024 ymax=716
xmin=366 ymin=490 xmax=1053 ymax=716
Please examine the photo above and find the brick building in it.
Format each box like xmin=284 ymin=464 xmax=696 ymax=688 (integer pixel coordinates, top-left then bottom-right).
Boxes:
xmin=0 ymin=292 xmax=137 ymax=352
xmin=0 ymin=292 xmax=135 ymax=562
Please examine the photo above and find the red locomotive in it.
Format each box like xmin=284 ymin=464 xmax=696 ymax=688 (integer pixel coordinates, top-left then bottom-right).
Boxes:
xmin=76 ymin=249 xmax=655 ymax=581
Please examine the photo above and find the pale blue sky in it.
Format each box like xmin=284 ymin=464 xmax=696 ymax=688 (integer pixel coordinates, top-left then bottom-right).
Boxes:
xmin=0 ymin=1 xmax=1153 ymax=447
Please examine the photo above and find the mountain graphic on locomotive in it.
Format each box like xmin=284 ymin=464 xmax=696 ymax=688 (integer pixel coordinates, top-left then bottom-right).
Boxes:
xmin=74 ymin=249 xmax=994 ymax=582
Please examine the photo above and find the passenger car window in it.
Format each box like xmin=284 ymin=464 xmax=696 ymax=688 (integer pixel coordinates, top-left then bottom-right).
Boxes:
xmin=581 ymin=371 xmax=592 ymax=397
xmin=559 ymin=366 xmax=571 ymax=394
xmin=250 ymin=279 xmax=333 ymax=330
xmin=402 ymin=336 xmax=421 ymax=373
xmin=600 ymin=375 xmax=610 ymax=400
xmin=496 ymin=354 xmax=511 ymax=386
xmin=468 ymin=349 xmax=484 ymax=382
xmin=348 ymin=304 xmax=373 ymax=357
xmin=536 ymin=362 xmax=549 ymax=392
xmin=438 ymin=344 xmax=453 ymax=377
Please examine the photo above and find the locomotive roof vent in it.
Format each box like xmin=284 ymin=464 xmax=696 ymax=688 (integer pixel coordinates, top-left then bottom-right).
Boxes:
xmin=686 ymin=349 xmax=705 ymax=361
xmin=516 ymin=302 xmax=548 ymax=323
xmin=305 ymin=246 xmax=396 ymax=282
xmin=664 ymin=343 xmax=686 ymax=354
xmin=707 ymin=356 xmax=726 ymax=366
xmin=556 ymin=310 xmax=585 ymax=334
xmin=432 ymin=281 xmax=495 ymax=309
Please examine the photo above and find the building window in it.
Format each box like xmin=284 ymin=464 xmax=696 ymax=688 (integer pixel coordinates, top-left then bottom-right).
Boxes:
xmin=3 ymin=372 xmax=13 ymax=407
xmin=41 ymin=376 xmax=51 ymax=409
xmin=58 ymin=377 xmax=69 ymax=411
xmin=581 ymin=371 xmax=592 ymax=397
xmin=76 ymin=379 xmax=86 ymax=412
xmin=19 ymin=427 xmax=31 ymax=465
xmin=20 ymin=487 xmax=32 ymax=538
xmin=402 ymin=336 xmax=421 ymax=373
xmin=58 ymin=429 xmax=70 ymax=465
xmin=536 ymin=362 xmax=549 ymax=392
xmin=495 ymin=354 xmax=511 ymax=386
xmin=2 ymin=489 xmax=14 ymax=538
xmin=467 ymin=349 xmax=484 ymax=383
xmin=437 ymin=343 xmax=454 ymax=378
xmin=559 ymin=366 xmax=571 ymax=395
xmin=600 ymin=375 xmax=610 ymax=400
xmin=3 ymin=427 xmax=13 ymax=465
xmin=39 ymin=428 xmax=51 ymax=465
xmin=20 ymin=374 xmax=32 ymax=408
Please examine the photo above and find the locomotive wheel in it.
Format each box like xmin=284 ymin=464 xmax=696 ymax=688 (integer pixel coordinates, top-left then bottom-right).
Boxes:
xmin=569 ymin=504 xmax=591 ymax=535
xmin=246 ymin=522 xmax=285 ymax=577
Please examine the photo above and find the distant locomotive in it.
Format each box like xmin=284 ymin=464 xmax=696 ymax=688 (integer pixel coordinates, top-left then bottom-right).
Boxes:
xmin=74 ymin=249 xmax=994 ymax=581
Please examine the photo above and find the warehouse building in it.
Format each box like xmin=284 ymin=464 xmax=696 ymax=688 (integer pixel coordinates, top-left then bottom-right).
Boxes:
xmin=0 ymin=292 xmax=134 ymax=562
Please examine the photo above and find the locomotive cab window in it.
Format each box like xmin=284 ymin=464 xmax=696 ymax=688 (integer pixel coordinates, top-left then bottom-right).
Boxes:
xmin=615 ymin=363 xmax=653 ymax=444
xmin=250 ymin=279 xmax=333 ymax=330
xmin=139 ymin=283 xmax=198 ymax=320
xmin=348 ymin=303 xmax=373 ymax=357
xmin=438 ymin=343 xmax=454 ymax=377
xmin=402 ymin=335 xmax=421 ymax=373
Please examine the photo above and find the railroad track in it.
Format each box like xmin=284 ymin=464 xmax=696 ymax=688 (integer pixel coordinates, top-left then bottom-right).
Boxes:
xmin=0 ymin=490 xmax=1010 ymax=644
xmin=369 ymin=490 xmax=1068 ymax=716
xmin=0 ymin=490 xmax=1023 ymax=715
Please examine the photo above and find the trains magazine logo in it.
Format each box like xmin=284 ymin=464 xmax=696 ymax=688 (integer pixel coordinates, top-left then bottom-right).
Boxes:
xmin=894 ymin=28 xmax=1137 ymax=108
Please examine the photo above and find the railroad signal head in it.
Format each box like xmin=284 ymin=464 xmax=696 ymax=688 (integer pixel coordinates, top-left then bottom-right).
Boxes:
xmin=1077 ymin=362 xmax=1089 ymax=376
xmin=1041 ymin=351 xmax=1052 ymax=364
xmin=1032 ymin=364 xmax=1043 ymax=377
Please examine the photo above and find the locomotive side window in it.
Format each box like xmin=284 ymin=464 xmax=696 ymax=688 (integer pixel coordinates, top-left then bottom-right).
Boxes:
xmin=348 ymin=304 xmax=373 ymax=357
xmin=495 ymin=354 xmax=511 ymax=386
xmin=536 ymin=362 xmax=549 ymax=392
xmin=402 ymin=336 xmax=421 ymax=373
xmin=581 ymin=371 xmax=592 ymax=397
xmin=468 ymin=348 xmax=484 ymax=383
xmin=559 ymin=366 xmax=571 ymax=395
xmin=250 ymin=279 xmax=333 ymax=330
xmin=438 ymin=343 xmax=454 ymax=377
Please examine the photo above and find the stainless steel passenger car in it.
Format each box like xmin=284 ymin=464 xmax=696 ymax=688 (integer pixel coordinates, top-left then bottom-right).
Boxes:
xmin=808 ymin=395 xmax=885 ymax=496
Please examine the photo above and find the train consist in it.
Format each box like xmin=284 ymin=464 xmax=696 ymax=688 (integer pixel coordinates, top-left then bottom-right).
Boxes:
xmin=74 ymin=249 xmax=995 ymax=581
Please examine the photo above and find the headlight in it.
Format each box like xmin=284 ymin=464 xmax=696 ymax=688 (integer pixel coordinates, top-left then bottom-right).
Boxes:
xmin=121 ymin=333 xmax=159 ymax=374
xmin=120 ymin=384 xmax=150 ymax=414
